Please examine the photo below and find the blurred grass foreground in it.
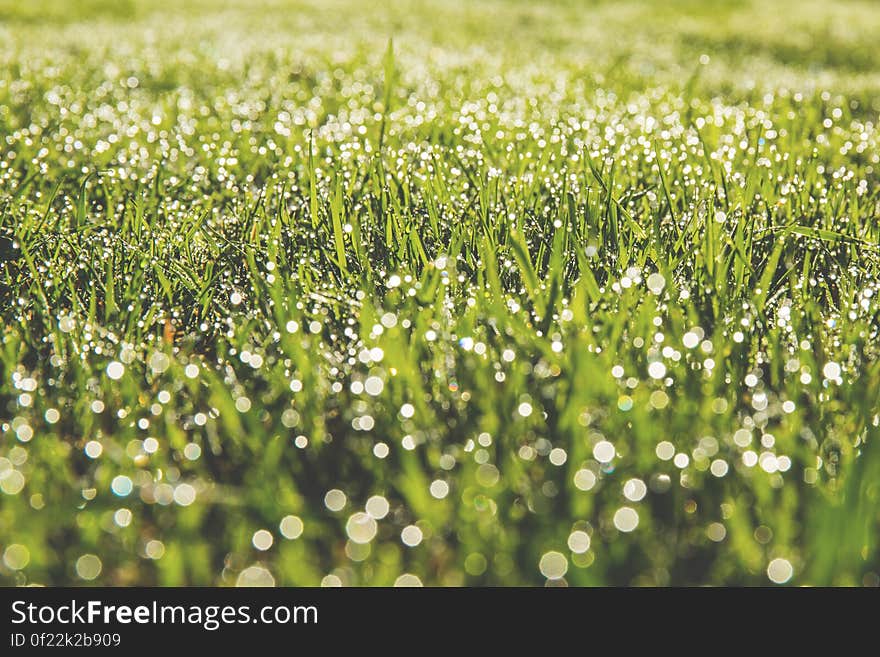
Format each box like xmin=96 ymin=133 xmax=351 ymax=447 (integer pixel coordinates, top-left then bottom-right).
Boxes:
xmin=1 ymin=0 xmax=879 ymax=586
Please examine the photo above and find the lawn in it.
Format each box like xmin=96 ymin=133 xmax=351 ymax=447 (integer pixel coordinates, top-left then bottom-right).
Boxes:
xmin=1 ymin=0 xmax=879 ymax=586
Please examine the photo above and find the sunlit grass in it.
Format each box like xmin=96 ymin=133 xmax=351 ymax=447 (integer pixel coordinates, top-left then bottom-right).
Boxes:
xmin=1 ymin=0 xmax=879 ymax=586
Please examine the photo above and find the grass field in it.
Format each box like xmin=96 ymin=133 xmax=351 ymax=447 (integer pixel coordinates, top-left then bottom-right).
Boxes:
xmin=1 ymin=0 xmax=879 ymax=586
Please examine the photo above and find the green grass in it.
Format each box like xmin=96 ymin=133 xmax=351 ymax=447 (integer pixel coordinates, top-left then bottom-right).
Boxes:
xmin=1 ymin=0 xmax=879 ymax=586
